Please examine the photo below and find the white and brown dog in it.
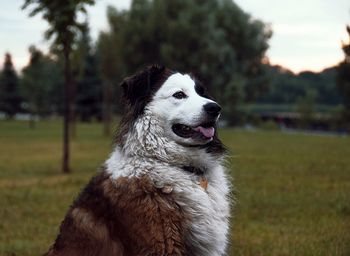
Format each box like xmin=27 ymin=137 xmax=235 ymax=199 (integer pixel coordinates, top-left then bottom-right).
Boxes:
xmin=46 ymin=65 xmax=231 ymax=256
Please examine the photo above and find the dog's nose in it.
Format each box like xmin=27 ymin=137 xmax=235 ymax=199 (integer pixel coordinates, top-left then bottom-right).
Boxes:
xmin=203 ymin=103 xmax=221 ymax=117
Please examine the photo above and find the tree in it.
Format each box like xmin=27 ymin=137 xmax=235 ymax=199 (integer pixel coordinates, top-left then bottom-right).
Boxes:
xmin=337 ymin=25 xmax=350 ymax=131
xmin=21 ymin=46 xmax=62 ymax=128
xmin=257 ymin=65 xmax=340 ymax=106
xmin=22 ymin=0 xmax=95 ymax=173
xmin=75 ymin=23 xmax=102 ymax=122
xmin=296 ymin=88 xmax=317 ymax=129
xmin=97 ymin=6 xmax=127 ymax=135
xmin=103 ymin=0 xmax=272 ymax=125
xmin=0 ymin=53 xmax=21 ymax=119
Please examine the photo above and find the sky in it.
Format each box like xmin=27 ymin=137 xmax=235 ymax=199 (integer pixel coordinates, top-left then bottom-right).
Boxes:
xmin=0 ymin=0 xmax=349 ymax=73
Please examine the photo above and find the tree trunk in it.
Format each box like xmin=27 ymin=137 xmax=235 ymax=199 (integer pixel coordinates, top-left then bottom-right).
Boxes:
xmin=63 ymin=45 xmax=72 ymax=173
xmin=70 ymin=79 xmax=77 ymax=139
xmin=103 ymin=80 xmax=112 ymax=137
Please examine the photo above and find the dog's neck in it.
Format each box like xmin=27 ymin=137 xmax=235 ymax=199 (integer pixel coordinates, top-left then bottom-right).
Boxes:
xmin=117 ymin=111 xmax=221 ymax=170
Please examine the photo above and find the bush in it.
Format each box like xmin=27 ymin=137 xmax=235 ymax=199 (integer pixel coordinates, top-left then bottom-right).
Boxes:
xmin=259 ymin=120 xmax=280 ymax=130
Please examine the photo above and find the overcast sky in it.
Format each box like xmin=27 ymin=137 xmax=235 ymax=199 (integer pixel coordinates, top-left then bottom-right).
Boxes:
xmin=1 ymin=0 xmax=349 ymax=73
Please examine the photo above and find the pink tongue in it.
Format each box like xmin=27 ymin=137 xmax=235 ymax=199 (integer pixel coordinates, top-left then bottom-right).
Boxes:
xmin=194 ymin=126 xmax=215 ymax=138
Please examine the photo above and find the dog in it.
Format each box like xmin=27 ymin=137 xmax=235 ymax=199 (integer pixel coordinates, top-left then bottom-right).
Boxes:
xmin=45 ymin=65 xmax=231 ymax=256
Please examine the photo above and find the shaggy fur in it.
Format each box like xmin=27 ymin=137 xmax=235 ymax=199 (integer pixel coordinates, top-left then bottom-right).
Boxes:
xmin=45 ymin=65 xmax=231 ymax=256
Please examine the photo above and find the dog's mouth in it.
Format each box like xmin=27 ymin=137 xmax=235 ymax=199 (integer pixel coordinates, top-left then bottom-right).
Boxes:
xmin=172 ymin=122 xmax=216 ymax=140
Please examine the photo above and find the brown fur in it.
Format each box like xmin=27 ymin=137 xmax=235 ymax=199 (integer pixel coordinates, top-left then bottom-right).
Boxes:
xmin=45 ymin=168 xmax=187 ymax=256
xmin=116 ymin=65 xmax=174 ymax=147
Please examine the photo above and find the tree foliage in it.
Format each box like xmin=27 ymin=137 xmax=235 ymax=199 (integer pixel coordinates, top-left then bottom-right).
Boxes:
xmin=337 ymin=25 xmax=350 ymax=128
xmin=74 ymin=23 xmax=102 ymax=122
xmin=97 ymin=6 xmax=127 ymax=99
xmin=98 ymin=0 xmax=272 ymax=124
xmin=296 ymin=88 xmax=317 ymax=129
xmin=21 ymin=46 xmax=62 ymax=121
xmin=96 ymin=7 xmax=128 ymax=135
xmin=258 ymin=65 xmax=340 ymax=106
xmin=22 ymin=0 xmax=94 ymax=53
xmin=17 ymin=0 xmax=345 ymax=130
xmin=0 ymin=53 xmax=21 ymax=119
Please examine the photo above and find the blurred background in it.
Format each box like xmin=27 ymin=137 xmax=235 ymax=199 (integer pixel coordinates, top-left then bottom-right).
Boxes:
xmin=0 ymin=0 xmax=350 ymax=255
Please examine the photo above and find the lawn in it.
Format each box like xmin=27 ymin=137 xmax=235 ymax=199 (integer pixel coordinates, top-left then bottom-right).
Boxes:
xmin=0 ymin=120 xmax=349 ymax=255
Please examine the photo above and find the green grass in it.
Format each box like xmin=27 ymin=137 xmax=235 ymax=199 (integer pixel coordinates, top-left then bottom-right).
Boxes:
xmin=0 ymin=120 xmax=349 ymax=255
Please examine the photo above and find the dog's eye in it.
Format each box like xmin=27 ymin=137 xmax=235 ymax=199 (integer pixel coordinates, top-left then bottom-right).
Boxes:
xmin=172 ymin=91 xmax=187 ymax=99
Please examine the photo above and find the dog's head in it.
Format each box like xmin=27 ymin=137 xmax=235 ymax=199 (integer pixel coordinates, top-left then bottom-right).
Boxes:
xmin=118 ymin=65 xmax=225 ymax=154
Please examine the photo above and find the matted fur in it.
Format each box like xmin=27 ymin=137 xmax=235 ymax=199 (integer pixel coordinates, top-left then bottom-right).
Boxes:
xmin=45 ymin=65 xmax=231 ymax=256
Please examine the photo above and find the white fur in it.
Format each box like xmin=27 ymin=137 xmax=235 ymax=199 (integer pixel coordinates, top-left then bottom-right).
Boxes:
xmin=105 ymin=73 xmax=231 ymax=256
xmin=148 ymin=73 xmax=218 ymax=146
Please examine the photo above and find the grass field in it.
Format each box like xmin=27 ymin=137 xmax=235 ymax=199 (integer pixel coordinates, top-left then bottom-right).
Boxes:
xmin=0 ymin=120 xmax=350 ymax=256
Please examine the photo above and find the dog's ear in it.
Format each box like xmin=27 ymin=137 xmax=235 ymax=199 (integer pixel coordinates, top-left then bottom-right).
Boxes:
xmin=120 ymin=65 xmax=166 ymax=106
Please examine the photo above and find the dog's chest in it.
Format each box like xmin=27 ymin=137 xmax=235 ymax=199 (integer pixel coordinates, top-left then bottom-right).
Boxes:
xmin=106 ymin=153 xmax=230 ymax=256
xmin=151 ymin=166 xmax=230 ymax=256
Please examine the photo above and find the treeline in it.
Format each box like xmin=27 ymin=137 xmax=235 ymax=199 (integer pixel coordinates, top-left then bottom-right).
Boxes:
xmin=0 ymin=34 xmax=101 ymax=123
xmin=0 ymin=0 xmax=272 ymax=125
xmin=258 ymin=65 xmax=340 ymax=106
xmin=0 ymin=23 xmax=106 ymax=124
